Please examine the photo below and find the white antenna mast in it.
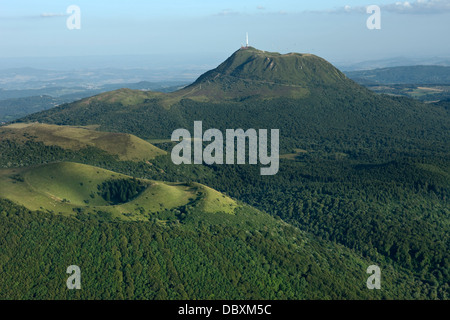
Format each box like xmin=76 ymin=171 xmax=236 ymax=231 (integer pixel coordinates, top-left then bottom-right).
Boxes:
xmin=246 ymin=32 xmax=249 ymax=47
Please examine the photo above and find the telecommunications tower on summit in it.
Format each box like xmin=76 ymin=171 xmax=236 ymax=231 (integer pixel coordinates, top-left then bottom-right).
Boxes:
xmin=241 ymin=32 xmax=249 ymax=49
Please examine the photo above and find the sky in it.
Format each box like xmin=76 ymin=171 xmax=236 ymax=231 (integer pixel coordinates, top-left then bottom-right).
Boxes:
xmin=0 ymin=0 xmax=450 ymax=69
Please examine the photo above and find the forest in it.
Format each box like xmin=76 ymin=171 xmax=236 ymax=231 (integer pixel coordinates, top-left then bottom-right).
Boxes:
xmin=0 ymin=138 xmax=448 ymax=299
xmin=0 ymin=198 xmax=442 ymax=300
xmin=98 ymin=178 xmax=147 ymax=205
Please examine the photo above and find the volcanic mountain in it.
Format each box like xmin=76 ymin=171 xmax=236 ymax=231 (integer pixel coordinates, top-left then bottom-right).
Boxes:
xmin=18 ymin=47 xmax=448 ymax=156
xmin=23 ymin=47 xmax=354 ymax=108
xmin=173 ymin=46 xmax=351 ymax=101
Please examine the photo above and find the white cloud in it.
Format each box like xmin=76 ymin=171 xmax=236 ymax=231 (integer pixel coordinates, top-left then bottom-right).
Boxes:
xmin=40 ymin=13 xmax=68 ymax=18
xmin=215 ymin=9 xmax=240 ymax=16
xmin=382 ymin=0 xmax=450 ymax=13
xmin=327 ymin=0 xmax=450 ymax=14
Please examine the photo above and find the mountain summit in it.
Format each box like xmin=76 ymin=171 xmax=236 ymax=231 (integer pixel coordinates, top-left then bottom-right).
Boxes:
xmin=175 ymin=47 xmax=350 ymax=101
xmin=195 ymin=47 xmax=347 ymax=86
xmin=34 ymin=47 xmax=353 ymax=107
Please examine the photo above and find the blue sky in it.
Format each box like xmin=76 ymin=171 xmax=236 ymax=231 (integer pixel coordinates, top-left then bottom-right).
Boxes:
xmin=1 ymin=0 xmax=449 ymax=68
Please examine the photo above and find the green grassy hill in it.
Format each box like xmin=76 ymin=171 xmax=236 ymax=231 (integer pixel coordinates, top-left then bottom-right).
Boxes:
xmin=79 ymin=88 xmax=166 ymax=107
xmin=0 ymin=162 xmax=237 ymax=220
xmin=0 ymin=123 xmax=166 ymax=161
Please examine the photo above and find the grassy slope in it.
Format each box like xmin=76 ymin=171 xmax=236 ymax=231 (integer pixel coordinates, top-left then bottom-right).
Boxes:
xmin=80 ymin=88 xmax=165 ymax=106
xmin=0 ymin=162 xmax=237 ymax=220
xmin=0 ymin=123 xmax=166 ymax=161
xmin=197 ymin=184 xmax=237 ymax=215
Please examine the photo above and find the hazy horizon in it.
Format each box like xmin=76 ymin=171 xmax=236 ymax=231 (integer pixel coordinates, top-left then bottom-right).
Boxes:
xmin=1 ymin=0 xmax=450 ymax=73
